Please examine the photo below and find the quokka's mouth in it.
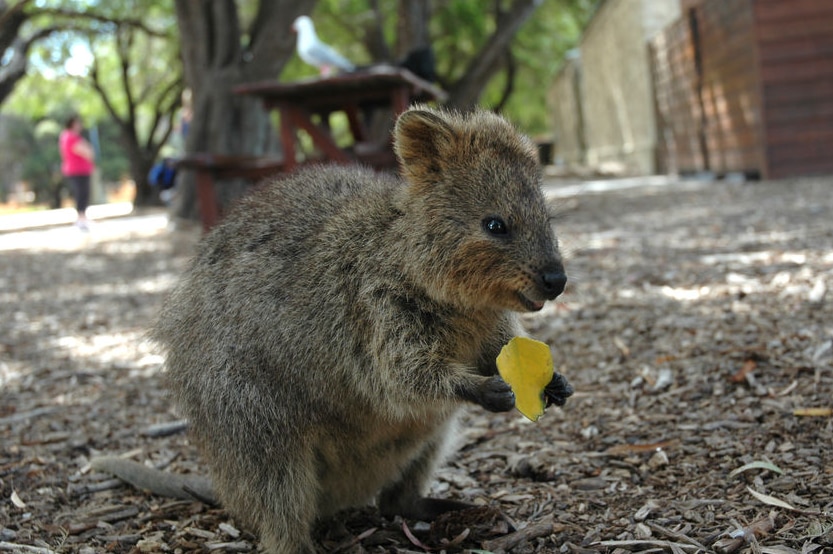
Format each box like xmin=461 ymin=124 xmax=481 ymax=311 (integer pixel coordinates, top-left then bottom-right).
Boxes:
xmin=517 ymin=292 xmax=545 ymax=312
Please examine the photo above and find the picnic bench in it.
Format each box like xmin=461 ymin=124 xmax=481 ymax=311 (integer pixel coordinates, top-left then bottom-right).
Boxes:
xmin=175 ymin=154 xmax=286 ymax=231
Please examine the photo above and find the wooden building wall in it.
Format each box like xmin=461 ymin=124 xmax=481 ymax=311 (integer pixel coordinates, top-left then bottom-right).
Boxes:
xmin=548 ymin=0 xmax=681 ymax=175
xmin=651 ymin=0 xmax=833 ymax=179
xmin=650 ymin=16 xmax=704 ymax=173
xmin=579 ymin=0 xmax=661 ymax=175
xmin=697 ymin=0 xmax=764 ymax=175
xmin=548 ymin=56 xmax=585 ymax=167
xmin=754 ymin=0 xmax=833 ymax=178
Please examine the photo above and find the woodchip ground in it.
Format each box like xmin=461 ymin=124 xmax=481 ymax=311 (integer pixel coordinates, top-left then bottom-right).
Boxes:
xmin=1 ymin=175 xmax=831 ymax=553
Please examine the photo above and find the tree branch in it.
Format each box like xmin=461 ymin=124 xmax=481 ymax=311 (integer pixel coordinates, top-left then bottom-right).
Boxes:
xmin=364 ymin=0 xmax=391 ymax=61
xmin=446 ymin=0 xmax=542 ymax=109
xmin=211 ymin=0 xmax=241 ymax=69
xmin=87 ymin=57 xmax=117 ymax=121
xmin=491 ymin=47 xmax=516 ymax=113
xmin=145 ymin=76 xmax=183 ymax=152
xmin=0 ymin=0 xmax=171 ymax=106
xmin=116 ymin=25 xmax=137 ymax=133
xmin=173 ymin=0 xmax=207 ymax=91
xmin=0 ymin=0 xmax=31 ymax=48
xmin=29 ymin=7 xmax=167 ymax=37
xmin=0 ymin=26 xmax=61 ymax=104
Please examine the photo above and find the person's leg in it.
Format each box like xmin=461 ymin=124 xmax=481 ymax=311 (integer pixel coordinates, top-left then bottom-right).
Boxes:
xmin=70 ymin=175 xmax=91 ymax=228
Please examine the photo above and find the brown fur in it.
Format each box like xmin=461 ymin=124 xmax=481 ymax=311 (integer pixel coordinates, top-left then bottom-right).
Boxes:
xmin=149 ymin=106 xmax=568 ymax=553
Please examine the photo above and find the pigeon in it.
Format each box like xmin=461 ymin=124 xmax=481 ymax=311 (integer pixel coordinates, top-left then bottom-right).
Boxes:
xmin=291 ymin=15 xmax=355 ymax=76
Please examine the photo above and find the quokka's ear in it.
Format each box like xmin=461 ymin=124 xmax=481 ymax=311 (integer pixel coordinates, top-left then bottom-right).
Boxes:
xmin=394 ymin=107 xmax=457 ymax=186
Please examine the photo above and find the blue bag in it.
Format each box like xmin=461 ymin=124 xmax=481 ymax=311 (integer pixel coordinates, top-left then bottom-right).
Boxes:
xmin=149 ymin=159 xmax=178 ymax=190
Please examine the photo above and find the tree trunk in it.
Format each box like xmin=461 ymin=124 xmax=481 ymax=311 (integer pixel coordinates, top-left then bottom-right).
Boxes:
xmin=125 ymin=144 xmax=158 ymax=206
xmin=396 ymin=0 xmax=431 ymax=59
xmin=172 ymin=0 xmax=316 ymax=221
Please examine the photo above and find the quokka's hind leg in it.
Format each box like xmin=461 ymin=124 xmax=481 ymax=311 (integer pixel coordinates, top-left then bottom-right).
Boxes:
xmin=259 ymin=528 xmax=318 ymax=554
xmin=378 ymin=422 xmax=472 ymax=520
xmin=214 ymin=450 xmax=321 ymax=554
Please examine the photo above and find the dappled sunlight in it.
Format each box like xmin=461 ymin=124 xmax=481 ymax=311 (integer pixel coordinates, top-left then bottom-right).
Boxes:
xmin=0 ymin=210 xmax=168 ymax=253
xmin=525 ymin=178 xmax=833 ymax=396
xmin=0 ymin=203 xmax=135 ymax=234
xmin=657 ymin=284 xmax=711 ymax=302
xmin=0 ymin=211 xmax=199 ymax=408
xmin=529 ymin=178 xmax=832 ymax=345
xmin=50 ymin=331 xmax=162 ymax=373
xmin=1 ymin=301 xmax=168 ymax=395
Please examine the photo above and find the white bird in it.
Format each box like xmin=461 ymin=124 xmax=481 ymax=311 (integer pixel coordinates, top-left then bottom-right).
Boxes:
xmin=291 ymin=15 xmax=355 ymax=76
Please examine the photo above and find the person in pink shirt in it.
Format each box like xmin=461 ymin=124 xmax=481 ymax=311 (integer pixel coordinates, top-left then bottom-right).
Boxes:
xmin=59 ymin=115 xmax=96 ymax=230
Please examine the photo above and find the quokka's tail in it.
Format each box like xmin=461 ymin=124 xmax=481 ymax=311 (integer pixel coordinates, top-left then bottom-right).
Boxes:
xmin=90 ymin=456 xmax=217 ymax=505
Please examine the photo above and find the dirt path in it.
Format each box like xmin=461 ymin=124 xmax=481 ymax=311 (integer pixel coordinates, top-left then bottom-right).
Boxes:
xmin=1 ymin=176 xmax=831 ymax=553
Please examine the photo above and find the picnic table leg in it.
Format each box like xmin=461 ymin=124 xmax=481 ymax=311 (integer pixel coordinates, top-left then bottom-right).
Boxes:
xmin=288 ymin=107 xmax=353 ymax=164
xmin=344 ymin=104 xmax=368 ymax=143
xmin=390 ymin=86 xmax=411 ymax=115
xmin=194 ymin=170 xmax=219 ymax=233
xmin=279 ymin=107 xmax=298 ymax=172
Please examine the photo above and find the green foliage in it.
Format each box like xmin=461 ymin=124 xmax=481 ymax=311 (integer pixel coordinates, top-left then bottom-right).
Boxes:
xmin=0 ymin=115 xmax=61 ymax=204
xmin=432 ymin=2 xmax=494 ymax=81
xmin=80 ymin=3 xmax=182 ymax=158
xmin=5 ymin=71 xmax=96 ymax=122
xmin=485 ymin=0 xmax=596 ymax=134
xmin=22 ymin=124 xmax=62 ymax=201
xmin=93 ymin=120 xmax=131 ymax=182
xmin=0 ymin=117 xmax=38 ymax=197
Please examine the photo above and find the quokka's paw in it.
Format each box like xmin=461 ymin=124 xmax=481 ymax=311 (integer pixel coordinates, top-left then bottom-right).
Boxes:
xmin=544 ymin=372 xmax=574 ymax=408
xmin=476 ymin=375 xmax=516 ymax=412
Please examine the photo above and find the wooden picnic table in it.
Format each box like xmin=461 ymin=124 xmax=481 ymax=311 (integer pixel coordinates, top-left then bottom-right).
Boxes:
xmin=178 ymin=65 xmax=447 ymax=231
xmin=234 ymin=64 xmax=447 ymax=171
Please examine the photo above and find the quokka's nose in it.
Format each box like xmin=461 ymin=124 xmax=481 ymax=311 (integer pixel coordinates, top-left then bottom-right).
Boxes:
xmin=541 ymin=270 xmax=567 ymax=298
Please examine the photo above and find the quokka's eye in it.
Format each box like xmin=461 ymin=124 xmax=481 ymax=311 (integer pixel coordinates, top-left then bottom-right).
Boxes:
xmin=483 ymin=216 xmax=508 ymax=236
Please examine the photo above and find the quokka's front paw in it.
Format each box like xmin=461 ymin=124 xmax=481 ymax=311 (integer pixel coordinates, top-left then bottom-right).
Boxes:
xmin=475 ymin=375 xmax=516 ymax=412
xmin=544 ymin=372 xmax=574 ymax=407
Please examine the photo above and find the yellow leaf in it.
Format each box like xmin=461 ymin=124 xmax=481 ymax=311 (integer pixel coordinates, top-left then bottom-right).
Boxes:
xmin=496 ymin=337 xmax=553 ymax=422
